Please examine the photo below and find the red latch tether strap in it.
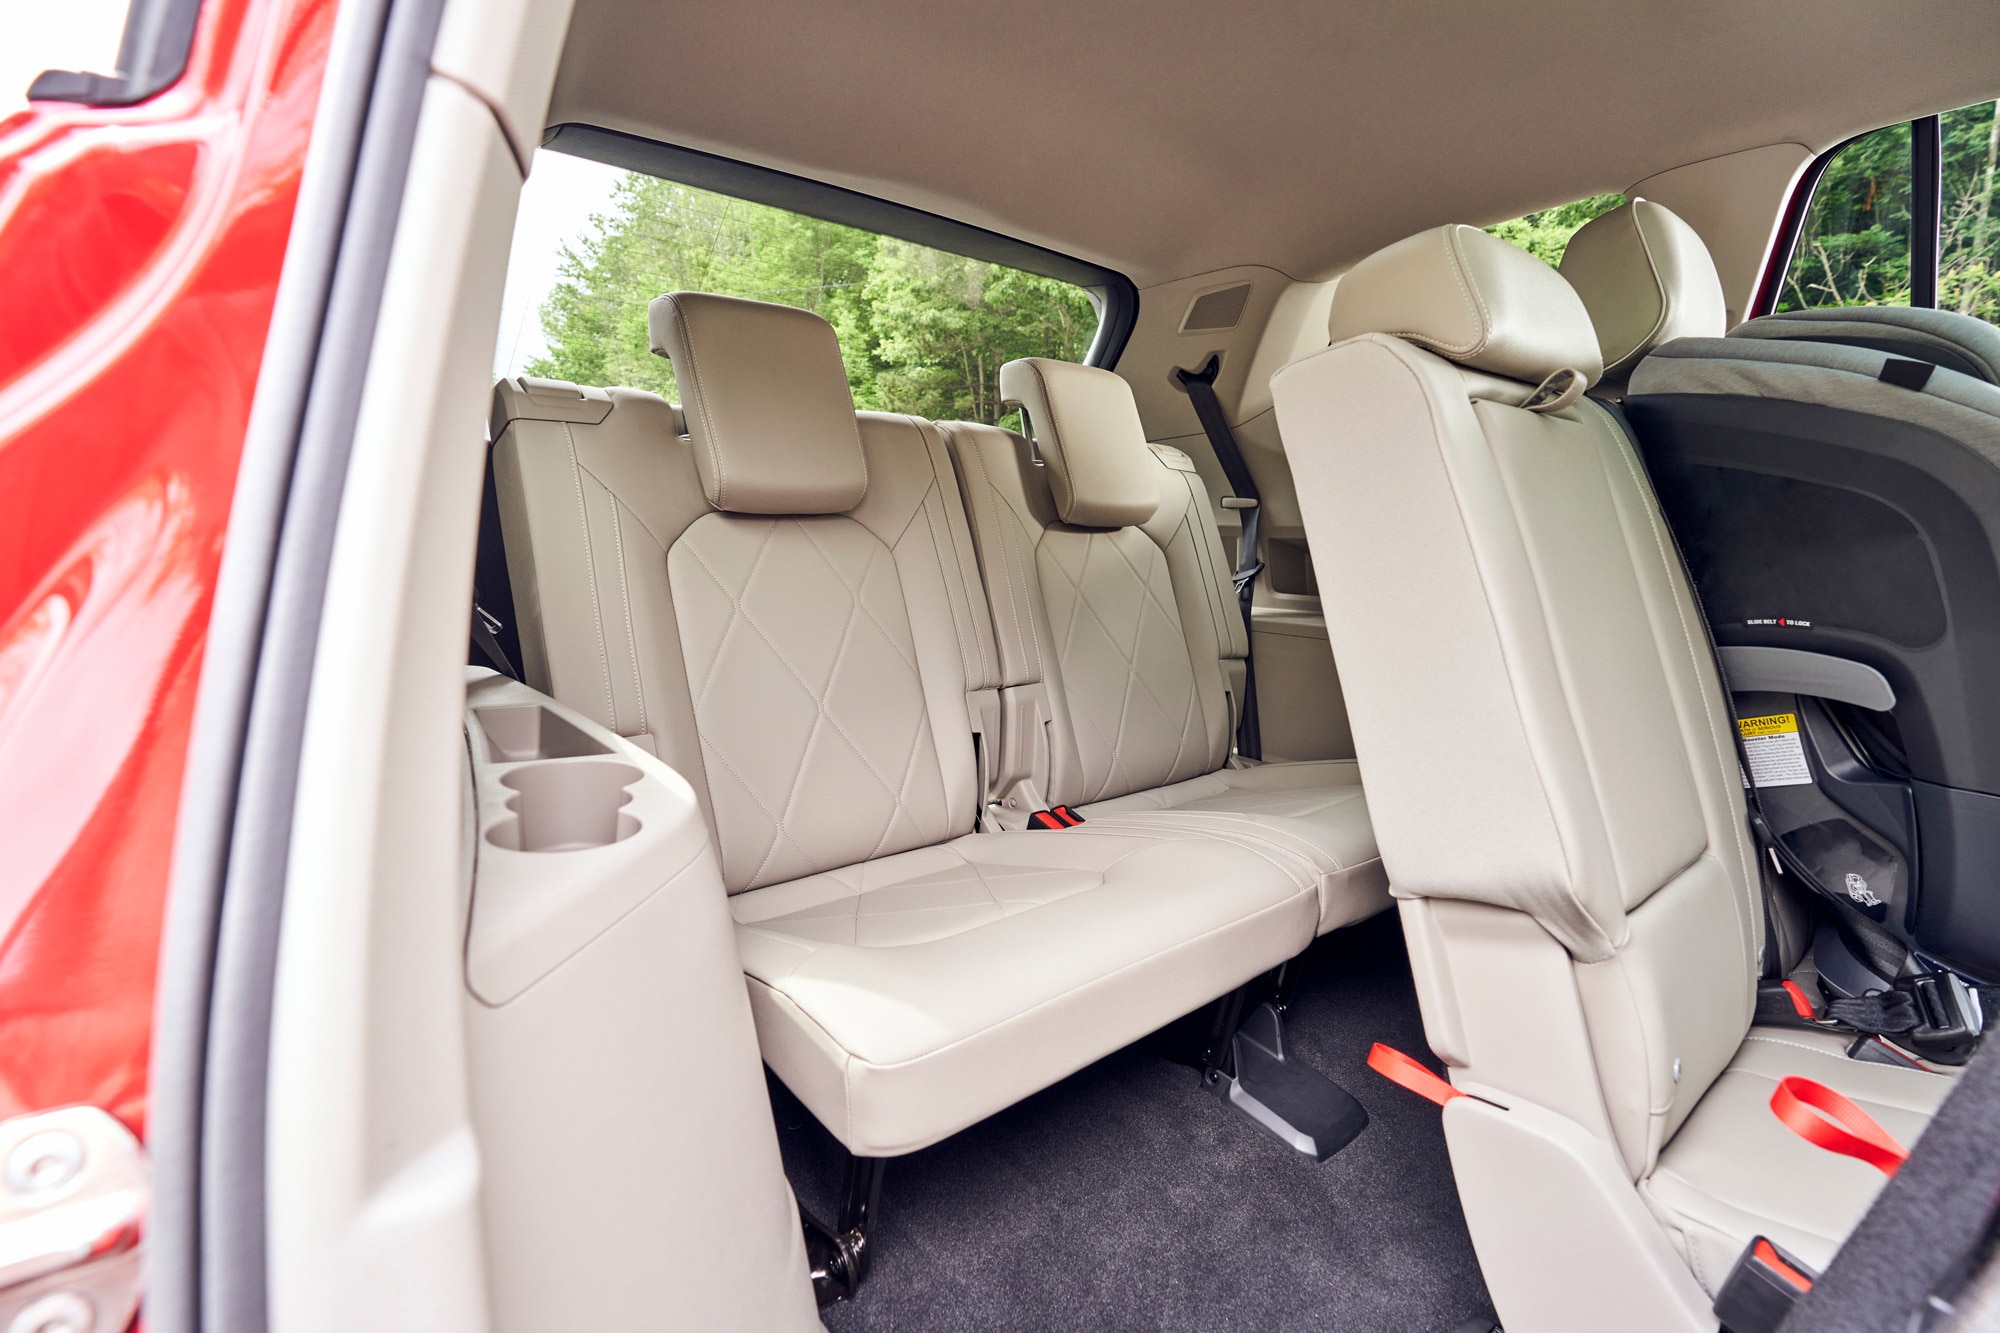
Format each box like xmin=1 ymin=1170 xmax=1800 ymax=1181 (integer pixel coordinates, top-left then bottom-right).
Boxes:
xmin=1769 ymin=1075 xmax=1909 ymax=1176
xmin=1366 ymin=1043 xmax=1465 ymax=1106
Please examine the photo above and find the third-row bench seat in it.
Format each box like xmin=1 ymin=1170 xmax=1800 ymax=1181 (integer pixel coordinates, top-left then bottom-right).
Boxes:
xmin=491 ymin=292 xmax=1325 ymax=1157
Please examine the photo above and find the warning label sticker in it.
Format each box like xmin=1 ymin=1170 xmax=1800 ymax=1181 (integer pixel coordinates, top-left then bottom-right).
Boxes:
xmin=1737 ymin=713 xmax=1814 ymax=788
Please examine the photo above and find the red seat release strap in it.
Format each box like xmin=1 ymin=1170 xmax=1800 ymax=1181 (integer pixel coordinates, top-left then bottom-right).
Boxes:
xmin=1367 ymin=1043 xmax=1465 ymax=1106
xmin=1769 ymin=1075 xmax=1909 ymax=1176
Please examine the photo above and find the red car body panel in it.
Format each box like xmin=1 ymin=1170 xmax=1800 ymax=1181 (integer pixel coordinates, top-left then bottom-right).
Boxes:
xmin=0 ymin=0 xmax=335 ymax=1136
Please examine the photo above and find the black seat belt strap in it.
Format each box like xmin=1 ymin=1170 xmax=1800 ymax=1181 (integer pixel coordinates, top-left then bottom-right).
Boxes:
xmin=471 ymin=583 xmax=520 ymax=681
xmin=1174 ymin=353 xmax=1264 ymax=760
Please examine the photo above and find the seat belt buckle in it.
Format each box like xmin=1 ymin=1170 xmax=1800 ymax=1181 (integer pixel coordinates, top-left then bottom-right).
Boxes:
xmin=1897 ymin=971 xmax=1983 ymax=1064
xmin=1713 ymin=1236 xmax=1817 ymax=1333
xmin=1026 ymin=805 xmax=1084 ymax=829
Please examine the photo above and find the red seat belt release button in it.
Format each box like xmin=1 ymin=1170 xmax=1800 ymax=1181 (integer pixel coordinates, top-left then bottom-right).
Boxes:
xmin=1712 ymin=1234 xmax=1818 ymax=1333
xmin=1780 ymin=978 xmax=1818 ymax=1019
xmin=1366 ymin=1043 xmax=1465 ymax=1106
xmin=1026 ymin=805 xmax=1084 ymax=829
xmin=1769 ymin=1075 xmax=1909 ymax=1175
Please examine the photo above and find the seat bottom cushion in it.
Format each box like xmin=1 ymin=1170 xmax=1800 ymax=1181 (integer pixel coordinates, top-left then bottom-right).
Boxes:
xmin=731 ymin=823 xmax=1320 ymax=1157
xmin=1080 ymin=759 xmax=1389 ymax=933
xmin=1642 ymin=1027 xmax=1955 ymax=1291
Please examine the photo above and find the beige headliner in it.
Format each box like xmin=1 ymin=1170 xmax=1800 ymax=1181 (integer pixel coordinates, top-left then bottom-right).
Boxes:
xmin=551 ymin=1 xmax=2000 ymax=290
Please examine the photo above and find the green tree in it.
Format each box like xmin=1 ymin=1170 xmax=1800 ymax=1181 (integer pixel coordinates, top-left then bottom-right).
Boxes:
xmin=1486 ymin=193 xmax=1626 ymax=265
xmin=527 ymin=173 xmax=1096 ymax=423
xmin=1941 ymin=99 xmax=2000 ymax=321
xmin=1779 ymin=121 xmax=1913 ymax=310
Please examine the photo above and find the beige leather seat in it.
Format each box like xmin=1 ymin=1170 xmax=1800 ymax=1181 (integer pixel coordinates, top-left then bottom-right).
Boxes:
xmin=491 ymin=293 xmax=1322 ymax=1158
xmin=939 ymin=360 xmax=1389 ymax=934
xmin=1269 ymin=224 xmax=1953 ymax=1331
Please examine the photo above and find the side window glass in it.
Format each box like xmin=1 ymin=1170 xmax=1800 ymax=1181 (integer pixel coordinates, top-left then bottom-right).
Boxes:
xmin=1485 ymin=193 xmax=1625 ymax=264
xmin=496 ymin=150 xmax=1099 ymax=425
xmin=1780 ymin=122 xmax=1913 ymax=310
xmin=1942 ymin=99 xmax=2000 ymax=321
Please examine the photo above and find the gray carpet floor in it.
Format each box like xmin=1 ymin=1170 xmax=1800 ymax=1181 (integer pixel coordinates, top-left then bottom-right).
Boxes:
xmin=772 ymin=911 xmax=1494 ymax=1332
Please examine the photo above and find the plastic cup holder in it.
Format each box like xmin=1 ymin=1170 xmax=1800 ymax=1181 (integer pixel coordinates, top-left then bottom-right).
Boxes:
xmin=487 ymin=760 xmax=641 ymax=852
xmin=476 ymin=704 xmax=612 ymax=761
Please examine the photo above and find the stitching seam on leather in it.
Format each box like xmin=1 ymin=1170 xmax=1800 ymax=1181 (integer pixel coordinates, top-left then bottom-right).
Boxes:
xmin=667 ymin=295 xmax=727 ymax=509
xmin=606 ymin=490 xmax=647 ymax=736
xmin=1622 ymin=204 xmax=1670 ymax=370
xmin=1026 ymin=360 xmax=1075 ymax=522
xmin=963 ymin=430 xmax=1038 ymax=680
xmin=1739 ymin=1033 xmax=1948 ymax=1091
xmin=1445 ymin=225 xmax=1494 ymax=357
xmin=563 ymin=422 xmax=617 ymax=727
xmin=1391 ymin=226 xmax=1485 ymax=358
xmin=916 ymin=421 xmax=990 ymax=686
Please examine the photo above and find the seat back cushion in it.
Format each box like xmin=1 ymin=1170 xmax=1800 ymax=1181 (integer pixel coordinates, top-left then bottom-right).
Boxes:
xmin=496 ymin=296 xmax=999 ymax=891
xmin=1272 ymin=225 xmax=1762 ymax=1175
xmin=944 ymin=404 xmax=1239 ymax=806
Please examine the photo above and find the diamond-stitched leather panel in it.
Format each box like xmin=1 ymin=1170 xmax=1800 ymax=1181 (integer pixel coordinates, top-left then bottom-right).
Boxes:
xmin=670 ymin=512 xmax=953 ymax=891
xmin=730 ymin=842 xmax=1101 ymax=948
xmin=1038 ymin=525 xmax=1208 ymax=802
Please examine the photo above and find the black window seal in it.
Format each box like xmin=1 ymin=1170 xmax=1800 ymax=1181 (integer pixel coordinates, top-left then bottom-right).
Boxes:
xmin=1912 ymin=114 xmax=1944 ymax=309
xmin=539 ymin=122 xmax=1139 ymax=369
xmin=26 ymin=0 xmax=204 ymax=107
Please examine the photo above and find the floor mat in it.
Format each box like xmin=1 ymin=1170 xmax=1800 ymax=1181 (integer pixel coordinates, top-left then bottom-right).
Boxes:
xmin=774 ymin=911 xmax=1494 ymax=1332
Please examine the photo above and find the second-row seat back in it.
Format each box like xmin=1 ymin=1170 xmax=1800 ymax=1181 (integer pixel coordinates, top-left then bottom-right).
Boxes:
xmin=1568 ymin=200 xmax=2000 ymax=980
xmin=1272 ymin=224 xmax=1763 ymax=1173
xmin=491 ymin=292 xmax=1001 ymax=891
xmin=1271 ymin=223 xmax=1774 ymax=1325
xmin=939 ymin=357 xmax=1247 ymax=810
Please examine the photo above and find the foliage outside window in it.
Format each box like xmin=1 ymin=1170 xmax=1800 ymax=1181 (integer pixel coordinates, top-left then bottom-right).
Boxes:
xmin=1941 ymin=101 xmax=2000 ymax=320
xmin=1781 ymin=102 xmax=2000 ymax=321
xmin=1780 ymin=121 xmax=1913 ymax=311
xmin=1485 ymin=193 xmax=1626 ymax=266
xmin=526 ymin=173 xmax=1098 ymax=424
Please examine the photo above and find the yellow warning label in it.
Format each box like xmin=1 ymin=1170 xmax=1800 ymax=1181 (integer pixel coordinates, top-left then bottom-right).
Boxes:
xmin=1737 ymin=713 xmax=1800 ymax=739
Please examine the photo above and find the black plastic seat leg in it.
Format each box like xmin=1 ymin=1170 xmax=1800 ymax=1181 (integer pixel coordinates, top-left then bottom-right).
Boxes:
xmin=1206 ymin=1002 xmax=1369 ymax=1162
xmin=804 ymin=1154 xmax=886 ymax=1307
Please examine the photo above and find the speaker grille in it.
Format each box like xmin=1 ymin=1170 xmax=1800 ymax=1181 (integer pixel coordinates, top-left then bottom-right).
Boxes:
xmin=1180 ymin=283 xmax=1252 ymax=332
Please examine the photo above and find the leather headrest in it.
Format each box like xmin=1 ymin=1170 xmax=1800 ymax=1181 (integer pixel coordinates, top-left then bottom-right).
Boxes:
xmin=1327 ymin=224 xmax=1604 ymax=387
xmin=998 ymin=358 xmax=1159 ymax=528
xmin=1559 ymin=200 xmax=1727 ymax=379
xmin=647 ymin=292 xmax=867 ymax=515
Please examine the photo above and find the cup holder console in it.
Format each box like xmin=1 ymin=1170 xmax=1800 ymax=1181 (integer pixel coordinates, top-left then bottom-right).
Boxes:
xmin=486 ymin=760 xmax=642 ymax=852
